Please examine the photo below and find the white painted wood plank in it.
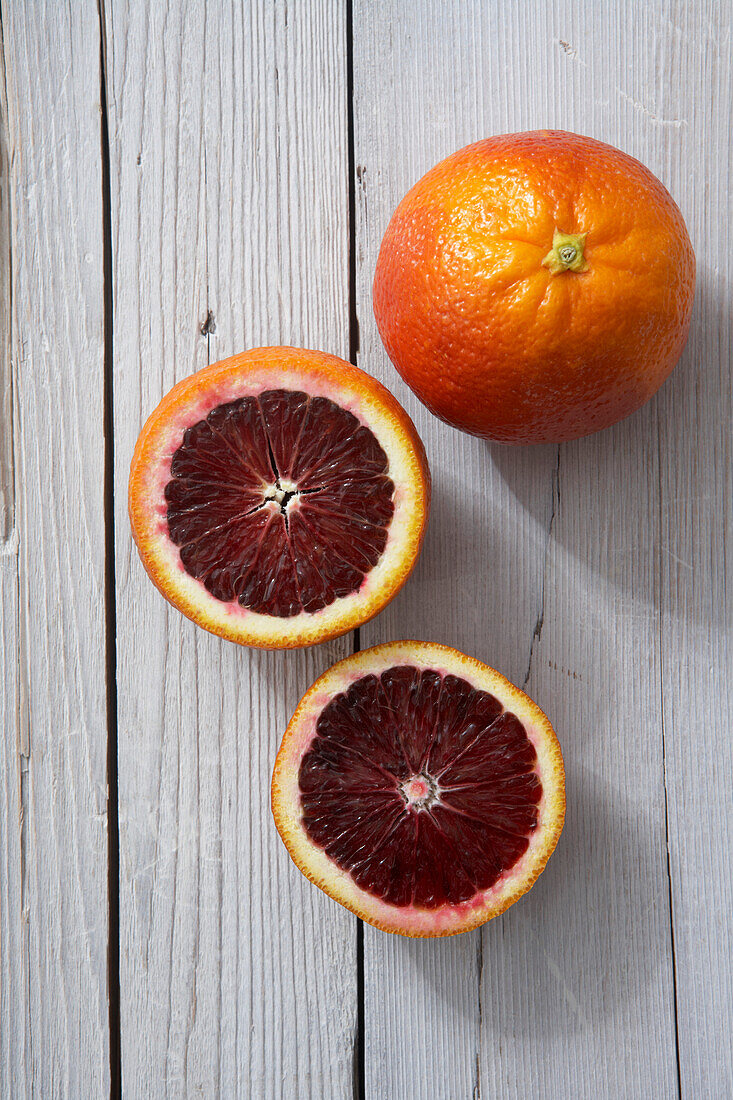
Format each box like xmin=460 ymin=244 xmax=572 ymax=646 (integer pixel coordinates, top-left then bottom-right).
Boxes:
xmin=656 ymin=5 xmax=733 ymax=1095
xmin=0 ymin=37 xmax=24 ymax=1096
xmin=352 ymin=1 xmax=727 ymax=1095
xmin=104 ymin=2 xmax=356 ymax=1095
xmin=0 ymin=4 xmax=110 ymax=1096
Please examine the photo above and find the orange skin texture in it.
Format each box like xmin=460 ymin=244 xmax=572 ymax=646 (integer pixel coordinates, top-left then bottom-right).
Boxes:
xmin=373 ymin=130 xmax=696 ymax=444
xmin=129 ymin=348 xmax=431 ymax=649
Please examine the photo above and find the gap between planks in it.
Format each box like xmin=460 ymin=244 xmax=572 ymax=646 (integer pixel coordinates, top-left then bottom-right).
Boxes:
xmin=97 ymin=0 xmax=121 ymax=1094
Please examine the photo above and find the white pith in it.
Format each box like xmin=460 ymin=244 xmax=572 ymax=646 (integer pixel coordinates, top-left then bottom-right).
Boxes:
xmin=272 ymin=641 xmax=566 ymax=937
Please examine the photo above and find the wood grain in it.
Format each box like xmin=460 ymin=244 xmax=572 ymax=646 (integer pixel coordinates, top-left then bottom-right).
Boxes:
xmin=352 ymin=1 xmax=732 ymax=1096
xmin=103 ymin=1 xmax=356 ymax=1095
xmin=0 ymin=3 xmax=110 ymax=1095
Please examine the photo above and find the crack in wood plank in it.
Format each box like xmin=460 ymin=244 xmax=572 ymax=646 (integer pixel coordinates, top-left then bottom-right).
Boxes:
xmin=523 ymin=446 xmax=561 ymax=690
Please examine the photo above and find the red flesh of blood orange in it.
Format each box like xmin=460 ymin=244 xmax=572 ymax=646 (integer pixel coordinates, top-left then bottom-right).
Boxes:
xmin=272 ymin=641 xmax=565 ymax=936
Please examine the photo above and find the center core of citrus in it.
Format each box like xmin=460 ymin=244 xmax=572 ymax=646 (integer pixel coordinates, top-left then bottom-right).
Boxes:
xmin=262 ymin=478 xmax=299 ymax=513
xmin=400 ymin=773 xmax=437 ymax=809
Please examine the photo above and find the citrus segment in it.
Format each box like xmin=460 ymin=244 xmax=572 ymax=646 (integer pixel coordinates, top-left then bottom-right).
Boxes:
xmin=272 ymin=642 xmax=565 ymax=936
xmin=129 ymin=349 xmax=430 ymax=648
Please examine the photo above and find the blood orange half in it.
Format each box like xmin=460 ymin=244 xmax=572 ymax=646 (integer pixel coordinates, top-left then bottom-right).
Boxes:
xmin=272 ymin=641 xmax=565 ymax=936
xmin=129 ymin=348 xmax=430 ymax=648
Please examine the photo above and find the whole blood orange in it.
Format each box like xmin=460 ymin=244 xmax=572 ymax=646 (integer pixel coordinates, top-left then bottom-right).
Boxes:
xmin=373 ymin=130 xmax=695 ymax=444
xmin=129 ymin=348 xmax=430 ymax=648
xmin=272 ymin=641 xmax=565 ymax=936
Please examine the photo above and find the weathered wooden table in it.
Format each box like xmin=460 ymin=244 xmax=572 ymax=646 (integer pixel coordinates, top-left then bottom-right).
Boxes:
xmin=1 ymin=2 xmax=731 ymax=1096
